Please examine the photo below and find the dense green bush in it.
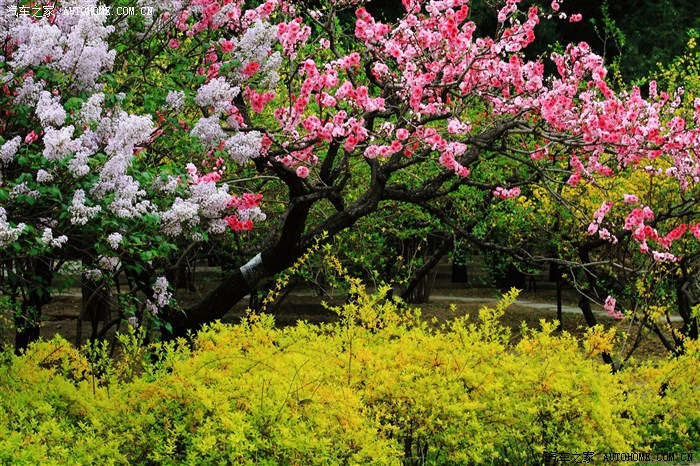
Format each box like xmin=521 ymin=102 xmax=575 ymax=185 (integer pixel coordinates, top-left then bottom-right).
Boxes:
xmin=1 ymin=288 xmax=699 ymax=465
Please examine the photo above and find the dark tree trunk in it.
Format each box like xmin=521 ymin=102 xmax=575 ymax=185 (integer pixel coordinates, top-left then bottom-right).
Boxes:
xmin=168 ymin=260 xmax=195 ymax=292
xmin=577 ymin=248 xmax=615 ymax=370
xmin=80 ymin=275 xmax=112 ymax=344
xmin=15 ymin=257 xmax=52 ymax=353
xmin=167 ymin=269 xmax=252 ymax=338
xmin=165 ymin=195 xmax=318 ymax=338
xmin=161 ymin=121 xmax=519 ymax=338
xmin=401 ymin=235 xmax=453 ymax=303
xmin=551 ymin=263 xmax=563 ymax=332
xmin=673 ymin=267 xmax=698 ymax=354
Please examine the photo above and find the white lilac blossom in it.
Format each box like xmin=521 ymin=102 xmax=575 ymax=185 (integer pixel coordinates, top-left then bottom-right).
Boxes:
xmin=0 ymin=0 xmax=15 ymax=43
xmin=15 ymin=76 xmax=45 ymax=105
xmin=91 ymin=111 xmax=154 ymax=210
xmin=40 ymin=228 xmax=68 ymax=248
xmin=36 ymin=169 xmax=54 ymax=183
xmin=190 ymin=115 xmax=227 ymax=147
xmin=9 ymin=0 xmax=115 ymax=91
xmin=195 ymin=77 xmax=240 ymax=114
xmin=98 ymin=255 xmax=119 ymax=270
xmin=100 ymin=111 xmax=154 ymax=159
xmin=0 ymin=207 xmax=26 ymax=249
xmin=78 ymin=129 xmax=100 ymax=154
xmin=161 ymin=197 xmax=199 ymax=236
xmin=0 ymin=72 xmax=14 ymax=85
xmin=135 ymin=0 xmax=183 ymax=31
xmin=78 ymin=93 xmax=105 ymax=125
xmin=235 ymin=20 xmax=277 ymax=63
xmin=36 ymin=91 xmax=67 ymax=127
xmin=10 ymin=182 xmax=40 ymax=199
xmin=207 ymin=218 xmax=228 ymax=234
xmin=43 ymin=126 xmax=80 ymax=161
xmin=67 ymin=150 xmax=91 ymax=177
xmin=9 ymin=18 xmax=64 ymax=69
xmin=41 ymin=228 xmax=53 ymax=244
xmin=127 ymin=316 xmax=139 ymax=328
xmin=56 ymin=11 xmax=116 ymax=90
xmin=224 ymin=131 xmax=263 ymax=165
xmin=83 ymin=269 xmax=103 ymax=280
xmin=104 ymin=175 xmax=150 ymax=218
xmin=146 ymin=276 xmax=172 ymax=315
xmin=188 ymin=180 xmax=232 ymax=219
xmin=233 ymin=20 xmax=280 ymax=87
xmin=238 ymin=206 xmax=266 ymax=222
xmin=69 ymin=189 xmax=101 ymax=225
xmin=107 ymin=232 xmax=123 ymax=249
xmin=0 ymin=137 xmax=21 ymax=165
xmin=152 ymin=276 xmax=171 ymax=306
xmin=257 ymin=52 xmax=283 ymax=89
xmin=165 ymin=90 xmax=186 ymax=112
xmin=68 ymin=130 xmax=100 ymax=176
xmin=153 ymin=175 xmax=181 ymax=194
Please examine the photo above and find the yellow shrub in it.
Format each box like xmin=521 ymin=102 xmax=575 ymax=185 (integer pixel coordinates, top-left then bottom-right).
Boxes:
xmin=2 ymin=287 xmax=700 ymax=464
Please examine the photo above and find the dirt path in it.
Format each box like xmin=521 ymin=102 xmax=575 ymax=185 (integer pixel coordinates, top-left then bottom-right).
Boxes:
xmin=428 ymin=294 xmax=685 ymax=322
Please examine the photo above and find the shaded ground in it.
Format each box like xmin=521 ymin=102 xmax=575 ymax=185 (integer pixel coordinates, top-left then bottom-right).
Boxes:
xmin=5 ymin=283 xmax=674 ymax=362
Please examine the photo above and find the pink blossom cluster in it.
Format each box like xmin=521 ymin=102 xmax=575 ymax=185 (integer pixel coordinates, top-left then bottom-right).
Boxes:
xmin=652 ymin=251 xmax=678 ymax=263
xmin=690 ymin=224 xmax=700 ymax=241
xmin=604 ymin=296 xmax=623 ymax=319
xmin=620 ymin=204 xmax=690 ymax=252
xmin=358 ymin=0 xmax=697 ymax=210
xmin=621 ymin=206 xmax=666 ymax=252
xmin=244 ymin=87 xmax=276 ymax=113
xmin=492 ymin=187 xmax=521 ymax=199
xmin=224 ymin=192 xmax=266 ymax=230
xmin=364 ymin=141 xmax=404 ymax=159
xmin=4 ymin=0 xmax=700 ymax=274
xmin=623 ymin=194 xmax=639 ymax=204
xmin=158 ymin=164 xmax=265 ymax=236
xmin=624 ymin=206 xmax=655 ymax=231
xmin=587 ymin=202 xmax=616 ymax=243
xmin=277 ymin=18 xmax=311 ymax=59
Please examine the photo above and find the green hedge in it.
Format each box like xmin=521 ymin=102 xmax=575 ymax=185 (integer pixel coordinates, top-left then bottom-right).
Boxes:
xmin=1 ymin=289 xmax=699 ymax=465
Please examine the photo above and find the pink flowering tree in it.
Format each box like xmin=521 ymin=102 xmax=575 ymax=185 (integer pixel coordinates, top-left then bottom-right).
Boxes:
xmin=2 ymin=0 xmax=700 ymax=354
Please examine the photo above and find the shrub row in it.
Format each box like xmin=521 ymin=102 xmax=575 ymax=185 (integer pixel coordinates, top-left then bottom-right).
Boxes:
xmin=1 ymin=289 xmax=699 ymax=465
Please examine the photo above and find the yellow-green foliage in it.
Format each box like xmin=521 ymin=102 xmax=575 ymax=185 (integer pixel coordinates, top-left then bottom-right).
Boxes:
xmin=621 ymin=338 xmax=700 ymax=452
xmin=1 ymin=289 xmax=699 ymax=465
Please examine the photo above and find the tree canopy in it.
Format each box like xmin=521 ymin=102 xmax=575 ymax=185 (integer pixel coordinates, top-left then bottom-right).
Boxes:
xmin=1 ymin=0 xmax=700 ymax=358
